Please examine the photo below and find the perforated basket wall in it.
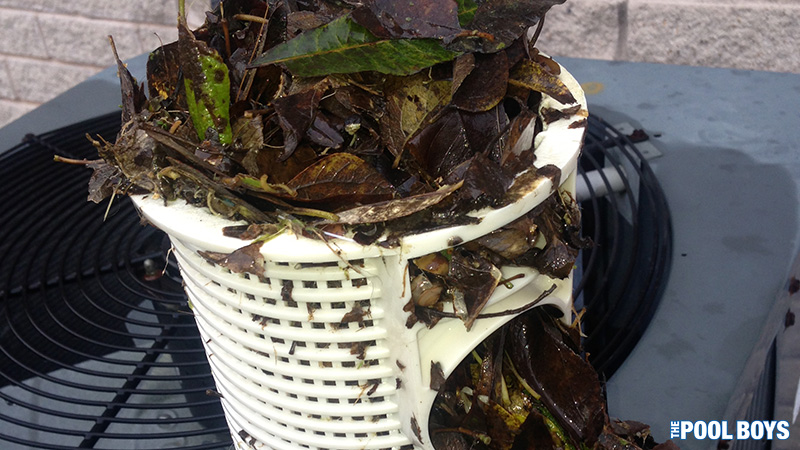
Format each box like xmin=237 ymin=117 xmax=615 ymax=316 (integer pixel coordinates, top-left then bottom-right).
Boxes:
xmin=173 ymin=241 xmax=409 ymax=450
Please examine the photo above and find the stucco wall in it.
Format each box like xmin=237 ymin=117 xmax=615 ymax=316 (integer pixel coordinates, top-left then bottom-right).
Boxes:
xmin=0 ymin=0 xmax=798 ymax=130
xmin=0 ymin=1 xmax=208 ymax=130
xmin=538 ymin=0 xmax=800 ymax=74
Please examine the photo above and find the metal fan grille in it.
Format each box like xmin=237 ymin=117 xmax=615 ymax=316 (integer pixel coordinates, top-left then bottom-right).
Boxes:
xmin=0 ymin=111 xmax=670 ymax=448
xmin=0 ymin=113 xmax=230 ymax=449
xmin=576 ymin=116 xmax=673 ymax=377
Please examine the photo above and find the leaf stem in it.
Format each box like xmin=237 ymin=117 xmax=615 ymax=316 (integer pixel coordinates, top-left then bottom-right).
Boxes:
xmin=53 ymin=155 xmax=94 ymax=165
xmin=178 ymin=0 xmax=185 ymax=24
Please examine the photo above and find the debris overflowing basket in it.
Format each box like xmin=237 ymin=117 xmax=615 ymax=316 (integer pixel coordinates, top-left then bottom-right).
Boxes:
xmin=132 ymin=63 xmax=586 ymax=449
xmin=77 ymin=0 xmax=591 ymax=447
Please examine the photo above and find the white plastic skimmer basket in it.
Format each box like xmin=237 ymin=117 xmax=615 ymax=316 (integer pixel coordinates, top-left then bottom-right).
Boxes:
xmin=132 ymin=64 xmax=587 ymax=450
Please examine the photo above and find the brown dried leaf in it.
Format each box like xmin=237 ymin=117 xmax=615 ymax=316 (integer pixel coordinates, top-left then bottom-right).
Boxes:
xmin=198 ymin=241 xmax=266 ymax=279
xmin=509 ymin=59 xmax=576 ymax=105
xmin=508 ymin=309 xmax=606 ymax=446
xmin=430 ymin=361 xmax=447 ymax=391
xmin=460 ymin=0 xmax=565 ymax=51
xmin=381 ymin=72 xmax=453 ymax=158
xmin=447 ymin=250 xmax=502 ymax=330
xmin=87 ymin=160 xmax=124 ymax=203
xmin=351 ymin=0 xmax=461 ymax=39
xmin=406 ymin=108 xmax=471 ymax=179
xmin=272 ymin=88 xmax=323 ymax=160
xmin=452 ymin=50 xmax=509 ymax=112
xmin=334 ymin=181 xmax=462 ymax=225
xmin=285 ymin=153 xmax=395 ymax=206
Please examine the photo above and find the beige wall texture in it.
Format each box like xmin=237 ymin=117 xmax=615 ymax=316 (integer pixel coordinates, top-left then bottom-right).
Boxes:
xmin=0 ymin=0 xmax=798 ymax=130
xmin=538 ymin=0 xmax=800 ymax=73
xmin=0 ymin=0 xmax=209 ymax=129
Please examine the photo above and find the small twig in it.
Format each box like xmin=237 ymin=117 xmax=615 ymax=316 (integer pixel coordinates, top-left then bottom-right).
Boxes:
xmin=499 ymin=272 xmax=526 ymax=289
xmin=220 ymin=2 xmax=232 ymax=60
xmin=237 ymin=7 xmax=270 ymax=102
xmin=233 ymin=13 xmax=269 ymax=24
xmin=529 ymin=14 xmax=546 ymax=48
xmin=103 ymin=186 xmax=118 ymax=222
xmin=53 ymin=155 xmax=94 ymax=165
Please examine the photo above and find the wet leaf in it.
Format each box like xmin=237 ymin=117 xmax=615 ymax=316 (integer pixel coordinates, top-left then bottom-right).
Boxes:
xmin=520 ymin=191 xmax=589 ymax=279
xmin=351 ymin=0 xmax=461 ymax=39
xmin=411 ymin=273 xmax=445 ymax=307
xmin=250 ymin=16 xmax=460 ymax=76
xmin=451 ymin=53 xmax=475 ymax=95
xmin=307 ymin=113 xmax=344 ymax=148
xmin=460 ymin=105 xmax=509 ymax=158
xmin=178 ymin=1 xmax=233 ymax=144
xmin=233 ymin=115 xmax=264 ymax=153
xmin=86 ymin=160 xmax=124 ymax=203
xmin=413 ymin=251 xmax=451 ymax=276
xmin=508 ymin=309 xmax=606 ymax=446
xmin=246 ymin=145 xmax=318 ymax=184
xmin=473 ymin=228 xmax=533 ymax=261
xmin=462 ymin=0 xmax=565 ymax=51
xmin=500 ymin=108 xmax=538 ymax=174
xmin=431 ymin=431 xmax=472 ymax=450
xmin=509 ymin=58 xmax=576 ymax=105
xmin=198 ymin=241 xmax=266 ymax=279
xmin=146 ymin=41 xmax=184 ymax=107
xmin=407 ymin=108 xmax=472 ymax=179
xmin=285 ymin=153 xmax=395 ymax=206
xmin=272 ymin=88 xmax=323 ymax=160
xmin=487 ymin=400 xmax=525 ymax=450
xmin=456 ymin=0 xmax=478 ymax=27
xmin=381 ymin=72 xmax=453 ymax=159
xmin=447 ymin=250 xmax=502 ymax=330
xmin=449 ymin=153 xmax=512 ymax=209
xmin=452 ymin=50 xmax=509 ymax=112
xmin=511 ymin=408 xmax=561 ymax=450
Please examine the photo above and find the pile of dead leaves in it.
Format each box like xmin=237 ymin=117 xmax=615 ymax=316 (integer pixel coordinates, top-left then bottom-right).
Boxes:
xmin=76 ymin=0 xmax=581 ymax=240
xmin=65 ymin=0 xmax=593 ymax=332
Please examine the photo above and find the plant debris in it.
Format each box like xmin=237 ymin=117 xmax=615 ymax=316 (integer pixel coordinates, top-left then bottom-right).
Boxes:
xmin=69 ymin=0 xmax=593 ymax=328
xmin=78 ymin=0 xmax=580 ymax=242
xmin=68 ymin=2 xmax=678 ymax=449
xmin=430 ymin=308 xmax=681 ymax=450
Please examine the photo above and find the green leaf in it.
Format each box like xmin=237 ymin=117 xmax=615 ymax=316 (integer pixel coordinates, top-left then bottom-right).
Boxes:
xmin=178 ymin=0 xmax=232 ymax=144
xmin=183 ymin=54 xmax=233 ymax=144
xmin=456 ymin=0 xmax=478 ymax=27
xmin=250 ymin=16 xmax=460 ymax=76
